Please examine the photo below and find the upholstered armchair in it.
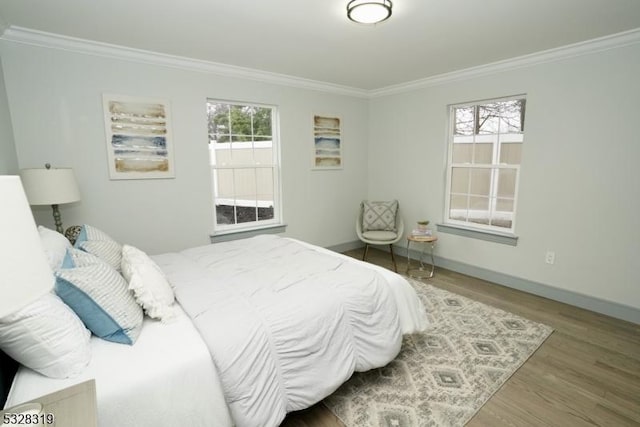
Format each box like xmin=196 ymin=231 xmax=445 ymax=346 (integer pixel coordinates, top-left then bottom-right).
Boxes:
xmin=356 ymin=200 xmax=404 ymax=272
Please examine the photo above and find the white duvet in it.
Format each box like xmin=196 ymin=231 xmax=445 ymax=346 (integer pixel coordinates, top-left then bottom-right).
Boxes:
xmin=153 ymin=235 xmax=428 ymax=427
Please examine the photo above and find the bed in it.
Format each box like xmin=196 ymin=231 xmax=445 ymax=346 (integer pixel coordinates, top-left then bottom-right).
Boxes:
xmin=3 ymin=232 xmax=427 ymax=427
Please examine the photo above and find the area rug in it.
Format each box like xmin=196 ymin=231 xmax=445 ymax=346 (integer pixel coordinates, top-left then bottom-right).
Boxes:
xmin=323 ymin=277 xmax=553 ymax=427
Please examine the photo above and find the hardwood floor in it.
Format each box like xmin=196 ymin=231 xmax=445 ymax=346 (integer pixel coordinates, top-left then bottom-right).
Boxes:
xmin=281 ymin=247 xmax=640 ymax=427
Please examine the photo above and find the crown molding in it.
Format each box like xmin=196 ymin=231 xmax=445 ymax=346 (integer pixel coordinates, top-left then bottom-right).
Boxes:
xmin=1 ymin=26 xmax=639 ymax=99
xmin=370 ymin=28 xmax=640 ymax=98
xmin=0 ymin=26 xmax=369 ymax=98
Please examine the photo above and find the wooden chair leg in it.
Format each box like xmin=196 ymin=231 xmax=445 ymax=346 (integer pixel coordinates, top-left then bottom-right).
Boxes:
xmin=389 ymin=244 xmax=398 ymax=273
xmin=362 ymin=244 xmax=370 ymax=262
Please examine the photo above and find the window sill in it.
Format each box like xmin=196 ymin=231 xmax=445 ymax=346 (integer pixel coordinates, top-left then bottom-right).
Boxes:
xmin=210 ymin=223 xmax=287 ymax=243
xmin=436 ymin=223 xmax=518 ymax=246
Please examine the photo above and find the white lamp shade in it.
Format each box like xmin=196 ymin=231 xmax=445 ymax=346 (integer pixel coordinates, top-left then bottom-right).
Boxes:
xmin=0 ymin=176 xmax=54 ymax=318
xmin=19 ymin=168 xmax=81 ymax=205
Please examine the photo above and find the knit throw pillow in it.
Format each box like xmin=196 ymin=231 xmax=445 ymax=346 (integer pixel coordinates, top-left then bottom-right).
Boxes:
xmin=362 ymin=200 xmax=398 ymax=232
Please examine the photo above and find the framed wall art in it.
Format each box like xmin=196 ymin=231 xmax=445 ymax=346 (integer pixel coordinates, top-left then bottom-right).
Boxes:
xmin=313 ymin=114 xmax=342 ymax=170
xmin=103 ymin=94 xmax=175 ymax=180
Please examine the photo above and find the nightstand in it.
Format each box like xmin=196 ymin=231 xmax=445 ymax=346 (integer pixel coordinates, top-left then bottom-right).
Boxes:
xmin=1 ymin=380 xmax=97 ymax=427
xmin=406 ymin=235 xmax=438 ymax=279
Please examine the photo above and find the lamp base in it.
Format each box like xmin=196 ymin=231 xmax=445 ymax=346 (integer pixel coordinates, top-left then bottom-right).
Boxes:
xmin=51 ymin=204 xmax=63 ymax=234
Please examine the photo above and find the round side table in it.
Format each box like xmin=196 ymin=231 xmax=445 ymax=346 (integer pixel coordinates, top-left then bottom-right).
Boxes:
xmin=406 ymin=235 xmax=438 ymax=279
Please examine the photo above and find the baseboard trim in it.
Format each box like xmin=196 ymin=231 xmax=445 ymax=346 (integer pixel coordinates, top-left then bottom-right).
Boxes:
xmin=334 ymin=240 xmax=639 ymax=325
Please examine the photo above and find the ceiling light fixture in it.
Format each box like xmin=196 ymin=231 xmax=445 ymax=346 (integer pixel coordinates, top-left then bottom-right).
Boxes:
xmin=347 ymin=0 xmax=393 ymax=24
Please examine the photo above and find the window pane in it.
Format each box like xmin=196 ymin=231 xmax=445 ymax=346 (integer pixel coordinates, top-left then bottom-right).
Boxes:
xmin=208 ymin=103 xmax=230 ymax=143
xmin=474 ymin=143 xmax=493 ymax=164
xmin=452 ymin=143 xmax=473 ymax=163
xmin=231 ymin=134 xmax=251 ymax=142
xmin=469 ymin=194 xmax=490 ymax=225
xmin=497 ymin=169 xmax=517 ymax=198
xmin=499 ymin=99 xmax=525 ymax=133
xmin=215 ymin=169 xmax=234 ymax=199
xmin=256 ymin=168 xmax=273 ymax=202
xmin=236 ymin=203 xmax=257 ymax=223
xmin=256 ymin=168 xmax=274 ymax=221
xmin=254 ymin=146 xmax=273 ymax=165
xmin=229 ymin=105 xmax=251 ymax=136
xmin=215 ymin=204 xmax=236 ymax=225
xmin=490 ymin=216 xmax=512 ymax=229
xmin=228 ymin=146 xmax=254 ymax=166
xmin=451 ymin=168 xmax=470 ymax=193
xmin=469 ymin=168 xmax=491 ymax=196
xmin=496 ymin=198 xmax=514 ymax=212
xmin=454 ymin=106 xmax=474 ymax=135
xmin=234 ymin=168 xmax=257 ymax=201
xmin=499 ymin=143 xmax=522 ymax=164
xmin=450 ymin=194 xmax=467 ymax=210
xmin=253 ymin=107 xmax=272 ymax=137
xmin=469 ymin=196 xmax=489 ymax=210
xmin=214 ymin=168 xmax=235 ymax=226
xmin=449 ymin=194 xmax=468 ymax=221
xmin=478 ymin=103 xmax=501 ymax=134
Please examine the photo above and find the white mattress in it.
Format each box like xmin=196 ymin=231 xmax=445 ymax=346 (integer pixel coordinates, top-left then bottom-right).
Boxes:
xmin=5 ymin=305 xmax=232 ymax=427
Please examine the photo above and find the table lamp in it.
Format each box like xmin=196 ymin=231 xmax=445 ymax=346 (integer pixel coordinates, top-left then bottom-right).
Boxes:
xmin=19 ymin=164 xmax=80 ymax=234
xmin=0 ymin=176 xmax=54 ymax=318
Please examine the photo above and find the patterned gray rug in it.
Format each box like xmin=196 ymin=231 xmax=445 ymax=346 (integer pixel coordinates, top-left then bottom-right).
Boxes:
xmin=324 ymin=277 xmax=553 ymax=427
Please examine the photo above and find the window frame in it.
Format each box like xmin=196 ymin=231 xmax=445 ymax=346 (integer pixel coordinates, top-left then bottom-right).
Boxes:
xmin=443 ymin=95 xmax=525 ymax=237
xmin=207 ymin=99 xmax=283 ymax=235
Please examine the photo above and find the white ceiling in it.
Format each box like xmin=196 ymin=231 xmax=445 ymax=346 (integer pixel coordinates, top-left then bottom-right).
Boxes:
xmin=1 ymin=0 xmax=639 ymax=90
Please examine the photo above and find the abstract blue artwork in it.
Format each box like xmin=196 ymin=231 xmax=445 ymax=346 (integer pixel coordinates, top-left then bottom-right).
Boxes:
xmin=103 ymin=94 xmax=174 ymax=179
xmin=313 ymin=115 xmax=342 ymax=169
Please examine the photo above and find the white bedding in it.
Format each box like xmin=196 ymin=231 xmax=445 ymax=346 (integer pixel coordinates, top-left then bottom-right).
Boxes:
xmin=154 ymin=235 xmax=428 ymax=427
xmin=5 ymin=306 xmax=232 ymax=427
xmin=6 ymin=235 xmax=427 ymax=427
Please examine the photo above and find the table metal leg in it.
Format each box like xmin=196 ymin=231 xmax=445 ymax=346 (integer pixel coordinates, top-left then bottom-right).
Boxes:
xmin=406 ymin=239 xmax=435 ymax=279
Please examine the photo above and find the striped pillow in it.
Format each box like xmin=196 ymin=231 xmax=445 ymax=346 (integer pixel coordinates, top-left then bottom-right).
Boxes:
xmin=55 ymin=261 xmax=143 ymax=345
xmin=75 ymin=225 xmax=122 ymax=271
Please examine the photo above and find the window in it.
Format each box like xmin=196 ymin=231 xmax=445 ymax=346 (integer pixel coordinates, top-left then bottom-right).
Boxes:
xmin=444 ymin=96 xmax=525 ymax=234
xmin=207 ymin=100 xmax=281 ymax=233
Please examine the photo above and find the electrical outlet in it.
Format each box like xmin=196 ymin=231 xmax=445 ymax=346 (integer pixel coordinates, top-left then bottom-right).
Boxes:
xmin=545 ymin=251 xmax=555 ymax=265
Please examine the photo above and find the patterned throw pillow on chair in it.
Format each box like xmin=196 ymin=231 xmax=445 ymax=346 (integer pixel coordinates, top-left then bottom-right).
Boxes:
xmin=362 ymin=200 xmax=398 ymax=232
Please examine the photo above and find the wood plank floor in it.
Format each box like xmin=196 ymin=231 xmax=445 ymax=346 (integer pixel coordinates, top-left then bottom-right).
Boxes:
xmin=281 ymin=247 xmax=640 ymax=427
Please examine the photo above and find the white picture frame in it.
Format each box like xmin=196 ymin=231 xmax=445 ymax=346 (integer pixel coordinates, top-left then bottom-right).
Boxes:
xmin=102 ymin=94 xmax=175 ymax=180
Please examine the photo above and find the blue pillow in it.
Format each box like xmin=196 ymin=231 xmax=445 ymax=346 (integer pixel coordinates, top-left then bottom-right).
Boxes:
xmin=55 ymin=261 xmax=143 ymax=345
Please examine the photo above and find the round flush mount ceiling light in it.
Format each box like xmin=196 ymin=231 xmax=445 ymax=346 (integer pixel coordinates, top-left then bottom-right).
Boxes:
xmin=347 ymin=0 xmax=393 ymax=24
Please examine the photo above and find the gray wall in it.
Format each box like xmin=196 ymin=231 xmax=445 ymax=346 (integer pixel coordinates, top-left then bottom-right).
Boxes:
xmin=0 ymin=56 xmax=17 ymax=175
xmin=368 ymin=42 xmax=640 ymax=314
xmin=1 ymin=31 xmax=638 ymax=318
xmin=0 ymin=40 xmax=369 ymax=254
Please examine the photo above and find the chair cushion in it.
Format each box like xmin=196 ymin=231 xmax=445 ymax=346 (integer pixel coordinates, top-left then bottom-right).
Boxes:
xmin=362 ymin=230 xmax=399 ymax=241
xmin=362 ymin=200 xmax=398 ymax=232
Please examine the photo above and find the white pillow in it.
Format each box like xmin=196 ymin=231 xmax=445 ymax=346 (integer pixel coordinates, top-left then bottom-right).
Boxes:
xmin=121 ymin=245 xmax=176 ymax=321
xmin=0 ymin=293 xmax=91 ymax=379
xmin=38 ymin=226 xmax=72 ymax=270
